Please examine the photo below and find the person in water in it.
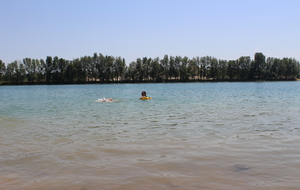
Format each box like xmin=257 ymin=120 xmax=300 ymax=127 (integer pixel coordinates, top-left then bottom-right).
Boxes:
xmin=98 ymin=97 xmax=113 ymax=102
xmin=140 ymin=91 xmax=147 ymax=98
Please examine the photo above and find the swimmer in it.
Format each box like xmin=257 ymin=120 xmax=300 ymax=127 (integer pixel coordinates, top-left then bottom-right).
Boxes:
xmin=140 ymin=91 xmax=152 ymax=100
xmin=96 ymin=97 xmax=113 ymax=102
xmin=140 ymin=91 xmax=147 ymax=99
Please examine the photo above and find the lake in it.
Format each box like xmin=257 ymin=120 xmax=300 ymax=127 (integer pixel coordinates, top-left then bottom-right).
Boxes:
xmin=1 ymin=82 xmax=300 ymax=190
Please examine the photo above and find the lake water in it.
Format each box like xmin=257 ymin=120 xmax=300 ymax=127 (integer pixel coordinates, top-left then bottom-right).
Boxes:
xmin=1 ymin=82 xmax=300 ymax=190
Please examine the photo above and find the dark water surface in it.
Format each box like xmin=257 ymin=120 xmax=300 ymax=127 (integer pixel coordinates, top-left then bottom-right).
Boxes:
xmin=1 ymin=82 xmax=300 ymax=190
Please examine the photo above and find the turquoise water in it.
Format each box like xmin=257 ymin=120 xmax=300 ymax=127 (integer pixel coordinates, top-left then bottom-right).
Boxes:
xmin=1 ymin=82 xmax=300 ymax=190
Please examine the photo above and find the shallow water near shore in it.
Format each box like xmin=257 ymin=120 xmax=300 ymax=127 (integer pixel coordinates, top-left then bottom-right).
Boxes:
xmin=1 ymin=82 xmax=300 ymax=190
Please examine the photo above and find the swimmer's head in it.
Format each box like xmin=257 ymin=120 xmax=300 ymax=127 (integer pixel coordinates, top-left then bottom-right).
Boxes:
xmin=141 ymin=91 xmax=146 ymax=96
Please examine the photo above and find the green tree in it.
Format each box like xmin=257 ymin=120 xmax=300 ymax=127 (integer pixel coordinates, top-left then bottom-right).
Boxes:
xmin=282 ymin=58 xmax=299 ymax=79
xmin=23 ymin=58 xmax=38 ymax=83
xmin=160 ymin=55 xmax=169 ymax=80
xmin=180 ymin=56 xmax=189 ymax=80
xmin=168 ymin=56 xmax=176 ymax=79
xmin=238 ymin=56 xmax=251 ymax=80
xmin=73 ymin=58 xmax=85 ymax=82
xmin=6 ymin=61 xmax=18 ymax=83
xmin=193 ymin=56 xmax=201 ymax=80
xmin=6 ymin=61 xmax=26 ymax=83
xmin=150 ymin=57 xmax=163 ymax=81
xmin=92 ymin=53 xmax=99 ymax=81
xmin=94 ymin=53 xmax=105 ymax=81
xmin=80 ymin=56 xmax=92 ymax=82
xmin=58 ymin=58 xmax=67 ymax=82
xmin=142 ymin=57 xmax=151 ymax=81
xmin=269 ymin=57 xmax=279 ymax=79
xmin=0 ymin=60 xmax=5 ymax=82
xmin=19 ymin=63 xmax=26 ymax=82
xmin=135 ymin=58 xmax=143 ymax=82
xmin=189 ymin=58 xmax=199 ymax=80
xmin=173 ymin=56 xmax=181 ymax=80
xmin=265 ymin=57 xmax=275 ymax=79
xmin=65 ymin=61 xmax=75 ymax=83
xmin=127 ymin=61 xmax=138 ymax=81
xmin=200 ymin=56 xmax=210 ymax=79
xmin=218 ymin=59 xmax=228 ymax=80
xmin=209 ymin=57 xmax=218 ymax=79
xmin=52 ymin=56 xmax=60 ymax=83
xmin=102 ymin=56 xmax=114 ymax=81
xmin=289 ymin=58 xmax=299 ymax=78
xmin=46 ymin=56 xmax=53 ymax=83
xmin=36 ymin=59 xmax=46 ymax=82
xmin=227 ymin=60 xmax=237 ymax=80
xmin=251 ymin=52 xmax=266 ymax=79
xmin=112 ymin=56 xmax=125 ymax=81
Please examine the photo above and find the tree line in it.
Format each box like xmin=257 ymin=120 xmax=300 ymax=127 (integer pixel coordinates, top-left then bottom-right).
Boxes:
xmin=0 ymin=52 xmax=299 ymax=84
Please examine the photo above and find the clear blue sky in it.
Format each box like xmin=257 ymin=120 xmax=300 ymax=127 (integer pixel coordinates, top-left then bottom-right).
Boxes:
xmin=1 ymin=0 xmax=299 ymax=64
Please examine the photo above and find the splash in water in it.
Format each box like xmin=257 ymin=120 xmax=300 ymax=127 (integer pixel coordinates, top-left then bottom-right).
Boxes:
xmin=95 ymin=97 xmax=114 ymax=102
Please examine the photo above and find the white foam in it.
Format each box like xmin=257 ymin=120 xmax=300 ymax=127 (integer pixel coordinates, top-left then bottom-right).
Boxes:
xmin=95 ymin=98 xmax=113 ymax=102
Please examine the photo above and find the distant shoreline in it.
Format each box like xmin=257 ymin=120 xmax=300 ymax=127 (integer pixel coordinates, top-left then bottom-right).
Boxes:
xmin=1 ymin=53 xmax=299 ymax=86
xmin=1 ymin=78 xmax=298 ymax=86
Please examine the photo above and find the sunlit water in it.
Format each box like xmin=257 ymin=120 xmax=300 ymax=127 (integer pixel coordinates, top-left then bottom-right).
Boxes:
xmin=1 ymin=82 xmax=300 ymax=190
